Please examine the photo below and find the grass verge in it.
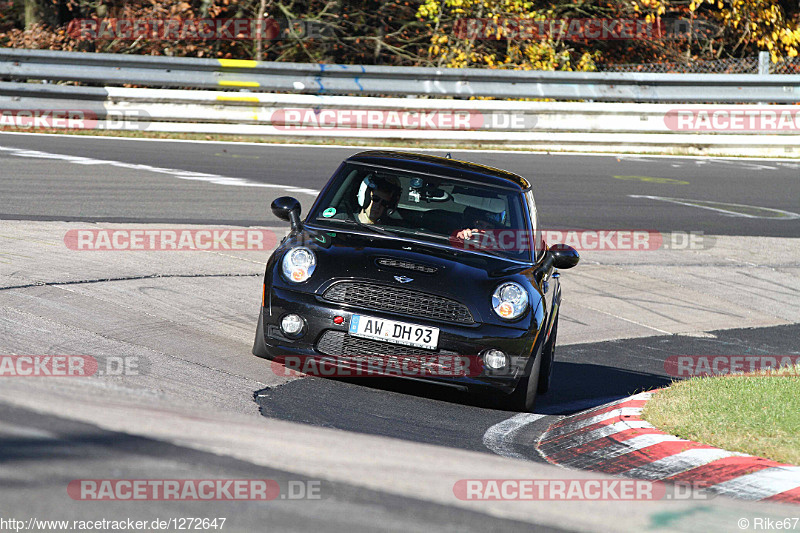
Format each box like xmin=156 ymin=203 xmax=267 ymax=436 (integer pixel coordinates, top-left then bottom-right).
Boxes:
xmin=642 ymin=365 xmax=800 ymax=465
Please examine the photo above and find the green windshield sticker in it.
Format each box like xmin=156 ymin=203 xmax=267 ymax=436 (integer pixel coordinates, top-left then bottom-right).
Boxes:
xmin=322 ymin=207 xmax=336 ymax=218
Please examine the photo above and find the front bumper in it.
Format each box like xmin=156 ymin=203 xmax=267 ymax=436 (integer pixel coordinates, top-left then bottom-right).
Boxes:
xmin=260 ymin=285 xmax=539 ymax=394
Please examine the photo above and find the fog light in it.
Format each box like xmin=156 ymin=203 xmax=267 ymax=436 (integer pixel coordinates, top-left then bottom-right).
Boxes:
xmin=483 ymin=349 xmax=508 ymax=370
xmin=281 ymin=314 xmax=304 ymax=336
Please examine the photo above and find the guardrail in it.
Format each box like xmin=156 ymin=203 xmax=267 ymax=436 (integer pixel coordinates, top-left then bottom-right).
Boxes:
xmin=2 ymin=81 xmax=800 ymax=157
xmin=1 ymin=49 xmax=800 ymax=156
xmin=1 ymin=48 xmax=800 ymax=102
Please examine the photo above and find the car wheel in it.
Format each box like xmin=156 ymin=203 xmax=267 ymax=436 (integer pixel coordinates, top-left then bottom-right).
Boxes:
xmin=538 ymin=315 xmax=558 ymax=394
xmin=503 ymin=348 xmax=542 ymax=412
xmin=252 ymin=307 xmax=270 ymax=359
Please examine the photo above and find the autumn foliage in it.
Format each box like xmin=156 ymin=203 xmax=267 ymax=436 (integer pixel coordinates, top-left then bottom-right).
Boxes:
xmin=1 ymin=0 xmax=798 ymax=70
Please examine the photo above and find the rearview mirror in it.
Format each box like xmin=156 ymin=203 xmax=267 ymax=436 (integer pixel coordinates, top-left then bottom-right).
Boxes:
xmin=271 ymin=196 xmax=302 ymax=231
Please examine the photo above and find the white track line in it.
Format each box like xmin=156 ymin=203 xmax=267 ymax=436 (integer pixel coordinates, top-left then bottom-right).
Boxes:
xmin=0 ymin=145 xmax=319 ymax=195
xmin=629 ymin=195 xmax=800 ymax=220
xmin=483 ymin=413 xmax=546 ymax=459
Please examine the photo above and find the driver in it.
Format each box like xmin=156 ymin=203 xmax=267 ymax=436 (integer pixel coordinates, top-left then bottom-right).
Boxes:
xmin=357 ymin=175 xmax=401 ymax=225
xmin=456 ymin=207 xmax=498 ymax=240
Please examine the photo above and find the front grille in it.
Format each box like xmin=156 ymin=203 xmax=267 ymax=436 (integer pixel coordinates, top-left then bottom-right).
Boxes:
xmin=375 ymin=257 xmax=438 ymax=274
xmin=322 ymin=282 xmax=474 ymax=324
xmin=316 ymin=330 xmax=457 ymax=357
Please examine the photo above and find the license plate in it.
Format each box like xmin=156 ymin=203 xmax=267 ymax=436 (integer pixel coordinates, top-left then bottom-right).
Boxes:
xmin=348 ymin=315 xmax=439 ymax=351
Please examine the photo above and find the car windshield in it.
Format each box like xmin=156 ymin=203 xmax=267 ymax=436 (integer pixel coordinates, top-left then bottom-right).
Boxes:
xmin=307 ymin=162 xmax=532 ymax=262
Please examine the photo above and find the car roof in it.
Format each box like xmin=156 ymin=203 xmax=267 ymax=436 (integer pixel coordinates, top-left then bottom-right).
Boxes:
xmin=346 ymin=151 xmax=531 ymax=190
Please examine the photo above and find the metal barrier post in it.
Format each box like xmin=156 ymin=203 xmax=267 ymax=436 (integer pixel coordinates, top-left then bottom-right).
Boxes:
xmin=758 ymin=51 xmax=770 ymax=75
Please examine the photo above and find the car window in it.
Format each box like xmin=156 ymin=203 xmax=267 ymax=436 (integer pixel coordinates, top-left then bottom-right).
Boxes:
xmin=308 ymin=163 xmax=531 ymax=261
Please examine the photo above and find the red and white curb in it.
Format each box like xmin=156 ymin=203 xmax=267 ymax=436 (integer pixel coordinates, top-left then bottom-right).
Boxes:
xmin=537 ymin=391 xmax=800 ymax=504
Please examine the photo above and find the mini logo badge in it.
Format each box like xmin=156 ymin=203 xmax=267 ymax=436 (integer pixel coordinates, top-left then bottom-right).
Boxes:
xmin=393 ymin=275 xmax=413 ymax=284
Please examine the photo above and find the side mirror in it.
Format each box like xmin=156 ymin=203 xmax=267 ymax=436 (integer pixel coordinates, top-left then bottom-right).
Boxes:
xmin=271 ymin=196 xmax=302 ymax=231
xmin=534 ymin=243 xmax=579 ymax=283
xmin=549 ymin=244 xmax=580 ymax=270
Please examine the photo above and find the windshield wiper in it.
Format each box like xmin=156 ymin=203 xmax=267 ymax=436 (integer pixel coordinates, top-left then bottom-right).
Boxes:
xmin=402 ymin=229 xmax=450 ymax=240
xmin=352 ymin=218 xmax=398 ymax=237
xmin=320 ymin=216 xmax=398 ymax=238
xmin=409 ymin=230 xmax=523 ymax=260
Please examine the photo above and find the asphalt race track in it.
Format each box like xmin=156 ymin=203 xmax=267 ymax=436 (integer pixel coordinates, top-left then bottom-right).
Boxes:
xmin=1 ymin=133 xmax=800 ymax=236
xmin=2 ymin=132 xmax=800 ymax=532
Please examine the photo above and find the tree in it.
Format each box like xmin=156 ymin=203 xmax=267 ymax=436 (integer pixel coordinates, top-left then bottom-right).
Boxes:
xmin=2 ymin=0 xmax=798 ymax=68
xmin=631 ymin=0 xmax=800 ymax=62
xmin=416 ymin=0 xmax=599 ymax=71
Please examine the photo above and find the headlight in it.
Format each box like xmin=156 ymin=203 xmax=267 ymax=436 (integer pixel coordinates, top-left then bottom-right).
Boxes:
xmin=282 ymin=247 xmax=316 ymax=283
xmin=492 ymin=282 xmax=528 ymax=320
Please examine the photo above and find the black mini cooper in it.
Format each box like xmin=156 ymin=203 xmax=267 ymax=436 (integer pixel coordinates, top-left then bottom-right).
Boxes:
xmin=253 ymin=151 xmax=578 ymax=411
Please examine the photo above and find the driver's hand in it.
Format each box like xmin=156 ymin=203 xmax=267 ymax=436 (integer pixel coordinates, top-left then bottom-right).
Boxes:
xmin=456 ymin=228 xmax=483 ymax=240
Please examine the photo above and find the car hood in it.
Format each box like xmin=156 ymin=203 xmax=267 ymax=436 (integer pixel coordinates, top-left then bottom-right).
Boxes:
xmin=275 ymin=226 xmax=539 ymax=326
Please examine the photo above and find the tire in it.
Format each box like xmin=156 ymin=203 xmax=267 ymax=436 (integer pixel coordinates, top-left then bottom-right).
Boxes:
xmin=252 ymin=307 xmax=271 ymax=359
xmin=502 ymin=347 xmax=542 ymax=412
xmin=538 ymin=316 xmax=558 ymax=394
